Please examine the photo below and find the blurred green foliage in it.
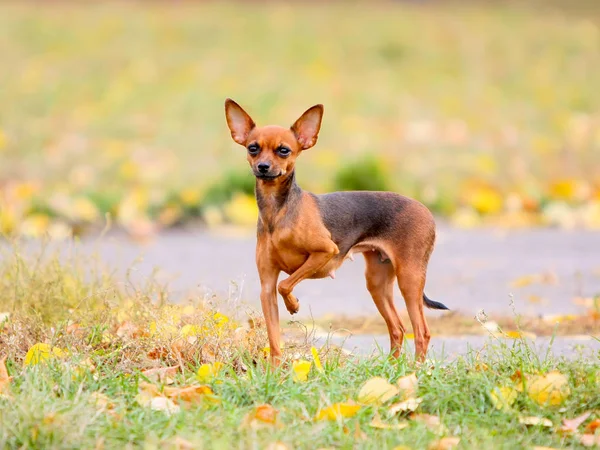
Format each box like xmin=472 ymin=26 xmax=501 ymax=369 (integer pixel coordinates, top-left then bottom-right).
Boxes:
xmin=333 ymin=156 xmax=390 ymax=192
xmin=0 ymin=1 xmax=599 ymax=235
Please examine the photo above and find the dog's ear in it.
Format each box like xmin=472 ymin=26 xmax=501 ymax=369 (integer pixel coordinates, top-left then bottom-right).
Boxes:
xmin=225 ymin=99 xmax=256 ymax=145
xmin=291 ymin=104 xmax=323 ymax=150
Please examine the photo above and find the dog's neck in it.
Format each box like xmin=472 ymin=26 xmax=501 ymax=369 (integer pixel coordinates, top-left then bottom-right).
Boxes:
xmin=255 ymin=170 xmax=301 ymax=230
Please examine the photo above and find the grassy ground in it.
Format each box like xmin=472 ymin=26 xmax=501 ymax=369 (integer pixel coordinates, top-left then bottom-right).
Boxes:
xmin=1 ymin=245 xmax=599 ymax=449
xmin=1 ymin=1 xmax=600 ymax=237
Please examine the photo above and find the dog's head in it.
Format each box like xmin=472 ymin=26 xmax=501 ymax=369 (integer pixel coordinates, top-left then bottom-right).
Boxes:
xmin=224 ymin=99 xmax=323 ymax=181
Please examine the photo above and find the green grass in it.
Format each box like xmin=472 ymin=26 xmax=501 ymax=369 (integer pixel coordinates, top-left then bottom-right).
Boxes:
xmin=1 ymin=1 xmax=599 ymax=235
xmin=1 ymin=342 xmax=599 ymax=449
xmin=0 ymin=243 xmax=599 ymax=449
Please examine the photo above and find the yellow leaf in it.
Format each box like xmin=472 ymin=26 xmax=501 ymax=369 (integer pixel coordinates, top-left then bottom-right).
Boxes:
xmin=241 ymin=404 xmax=281 ymax=429
xmin=389 ymin=397 xmax=423 ymax=414
xmin=197 ymin=362 xmax=223 ymax=383
xmin=369 ymin=412 xmax=409 ymax=430
xmin=357 ymin=377 xmax=399 ymax=405
xmin=212 ymin=312 xmax=229 ymax=328
xmin=164 ymin=384 xmax=220 ymax=406
xmin=489 ymin=386 xmax=518 ymax=411
xmin=181 ymin=324 xmax=203 ymax=338
xmin=311 ymin=346 xmax=324 ymax=372
xmin=292 ymin=360 xmax=311 ymax=383
xmin=428 ymin=437 xmax=460 ymax=450
xmin=24 ymin=343 xmax=67 ymax=366
xmin=519 ymin=416 xmax=553 ymax=427
xmin=137 ymin=381 xmax=219 ymax=409
xmin=533 ymin=447 xmax=561 ymax=450
xmin=405 ymin=333 xmax=415 ymax=340
xmin=503 ymin=330 xmax=537 ymax=339
xmin=396 ymin=373 xmax=418 ymax=399
xmin=527 ymin=371 xmax=570 ymax=406
xmin=316 ymin=403 xmax=361 ymax=421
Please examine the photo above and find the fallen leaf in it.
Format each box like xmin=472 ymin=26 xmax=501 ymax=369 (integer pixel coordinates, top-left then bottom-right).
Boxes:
xmin=197 ymin=362 xmax=223 ymax=383
xmin=241 ymin=404 xmax=281 ymax=429
xmin=142 ymin=366 xmax=179 ymax=385
xmin=149 ymin=397 xmax=180 ymax=416
xmin=24 ymin=343 xmax=67 ymax=366
xmin=172 ymin=436 xmax=195 ymax=450
xmin=369 ymin=412 xmax=409 ymax=430
xmin=396 ymin=373 xmax=418 ymax=399
xmin=115 ymin=321 xmax=144 ymax=339
xmin=519 ymin=416 xmax=552 ymax=427
xmin=503 ymin=330 xmax=537 ymax=339
xmin=410 ymin=413 xmax=446 ymax=433
xmin=354 ymin=421 xmax=367 ymax=441
xmin=585 ymin=419 xmax=600 ymax=433
xmin=489 ymin=386 xmax=518 ymax=411
xmin=137 ymin=381 xmax=218 ymax=409
xmin=428 ymin=437 xmax=460 ymax=450
xmin=581 ymin=434 xmax=600 ymax=447
xmin=265 ymin=442 xmax=289 ymax=450
xmin=311 ymin=347 xmax=324 ymax=372
xmin=357 ymin=377 xmax=399 ymax=405
xmin=392 ymin=447 xmax=413 ymax=450
xmin=560 ymin=411 xmax=592 ymax=433
xmin=389 ymin=397 xmax=423 ymax=414
xmin=533 ymin=447 xmax=561 ymax=450
xmin=527 ymin=371 xmax=570 ymax=406
xmin=316 ymin=403 xmax=361 ymax=421
xmin=164 ymin=384 xmax=219 ymax=406
xmin=89 ymin=392 xmax=114 ymax=412
xmin=292 ymin=360 xmax=311 ymax=383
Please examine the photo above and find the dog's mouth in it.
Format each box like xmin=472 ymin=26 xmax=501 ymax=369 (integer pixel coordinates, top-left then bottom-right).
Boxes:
xmin=254 ymin=172 xmax=282 ymax=180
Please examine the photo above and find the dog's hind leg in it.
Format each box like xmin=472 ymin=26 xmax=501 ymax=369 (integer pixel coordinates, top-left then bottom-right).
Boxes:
xmin=364 ymin=251 xmax=406 ymax=357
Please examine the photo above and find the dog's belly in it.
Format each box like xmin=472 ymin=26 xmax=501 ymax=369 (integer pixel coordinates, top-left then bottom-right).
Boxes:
xmin=307 ymin=242 xmax=389 ymax=279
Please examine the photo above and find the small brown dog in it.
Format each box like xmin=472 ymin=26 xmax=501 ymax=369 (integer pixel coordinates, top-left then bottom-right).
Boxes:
xmin=224 ymin=99 xmax=448 ymax=365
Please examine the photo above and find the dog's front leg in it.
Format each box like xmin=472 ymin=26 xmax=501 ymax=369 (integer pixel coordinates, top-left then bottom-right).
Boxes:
xmin=257 ymin=253 xmax=282 ymax=366
xmin=278 ymin=243 xmax=339 ymax=314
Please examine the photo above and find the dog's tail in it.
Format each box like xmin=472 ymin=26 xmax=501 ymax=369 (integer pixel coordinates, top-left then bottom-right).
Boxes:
xmin=423 ymin=293 xmax=449 ymax=310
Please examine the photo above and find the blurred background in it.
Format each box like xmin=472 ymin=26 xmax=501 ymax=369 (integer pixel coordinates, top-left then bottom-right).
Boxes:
xmin=1 ymin=0 xmax=599 ymax=240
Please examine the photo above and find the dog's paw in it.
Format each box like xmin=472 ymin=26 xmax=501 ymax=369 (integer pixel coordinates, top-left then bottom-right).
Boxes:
xmin=284 ymin=294 xmax=300 ymax=315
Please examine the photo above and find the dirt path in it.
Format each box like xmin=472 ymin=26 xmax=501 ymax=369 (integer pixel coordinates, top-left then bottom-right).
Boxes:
xmin=72 ymin=225 xmax=600 ymax=319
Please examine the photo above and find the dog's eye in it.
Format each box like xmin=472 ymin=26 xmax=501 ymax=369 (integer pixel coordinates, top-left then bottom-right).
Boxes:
xmin=277 ymin=147 xmax=291 ymax=157
xmin=247 ymin=144 xmax=260 ymax=155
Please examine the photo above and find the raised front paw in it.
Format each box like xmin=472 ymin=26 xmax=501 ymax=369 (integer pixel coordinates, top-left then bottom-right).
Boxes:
xmin=283 ymin=293 xmax=300 ymax=315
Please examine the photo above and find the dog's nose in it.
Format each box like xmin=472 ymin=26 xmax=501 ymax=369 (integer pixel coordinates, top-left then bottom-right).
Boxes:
xmin=257 ymin=163 xmax=270 ymax=173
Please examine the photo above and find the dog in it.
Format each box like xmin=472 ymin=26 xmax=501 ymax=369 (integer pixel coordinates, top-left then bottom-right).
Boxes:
xmin=224 ymin=99 xmax=449 ymax=365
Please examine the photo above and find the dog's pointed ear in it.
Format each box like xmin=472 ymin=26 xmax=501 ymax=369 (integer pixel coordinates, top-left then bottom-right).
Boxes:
xmin=291 ymin=104 xmax=323 ymax=150
xmin=225 ymin=99 xmax=256 ymax=145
